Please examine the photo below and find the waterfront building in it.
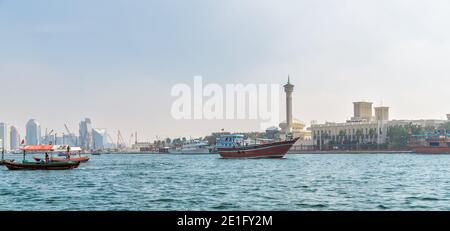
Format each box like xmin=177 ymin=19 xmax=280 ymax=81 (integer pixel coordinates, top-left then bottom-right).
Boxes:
xmin=132 ymin=142 xmax=155 ymax=152
xmin=311 ymin=102 xmax=389 ymax=150
xmin=9 ymin=125 xmax=20 ymax=150
xmin=0 ymin=123 xmax=10 ymax=152
xmin=311 ymin=120 xmax=389 ymax=150
xmin=26 ymin=119 xmax=41 ymax=145
xmin=79 ymin=118 xmax=93 ymax=150
xmin=279 ymin=119 xmax=311 ymax=140
xmin=311 ymin=101 xmax=448 ymax=150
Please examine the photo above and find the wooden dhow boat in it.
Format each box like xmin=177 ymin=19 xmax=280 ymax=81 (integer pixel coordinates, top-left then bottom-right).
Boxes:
xmin=33 ymin=146 xmax=89 ymax=162
xmin=2 ymin=145 xmax=80 ymax=171
xmin=33 ymin=145 xmax=90 ymax=163
xmin=0 ymin=148 xmax=14 ymax=166
xmin=2 ymin=160 xmax=80 ymax=170
xmin=216 ymin=134 xmax=299 ymax=159
xmin=33 ymin=156 xmax=89 ymax=163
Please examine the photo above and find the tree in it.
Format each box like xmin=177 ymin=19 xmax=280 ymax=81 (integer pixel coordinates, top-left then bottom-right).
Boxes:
xmin=387 ymin=125 xmax=409 ymax=148
xmin=439 ymin=122 xmax=450 ymax=133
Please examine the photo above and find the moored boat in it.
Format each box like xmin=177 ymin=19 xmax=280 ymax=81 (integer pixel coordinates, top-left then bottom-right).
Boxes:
xmin=216 ymin=134 xmax=299 ymax=159
xmin=410 ymin=135 xmax=450 ymax=154
xmin=169 ymin=139 xmax=213 ymax=154
xmin=91 ymin=150 xmax=102 ymax=155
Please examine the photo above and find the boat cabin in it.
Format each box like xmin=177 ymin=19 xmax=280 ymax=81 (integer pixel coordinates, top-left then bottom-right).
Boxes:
xmin=216 ymin=134 xmax=245 ymax=148
xmin=409 ymin=135 xmax=450 ymax=148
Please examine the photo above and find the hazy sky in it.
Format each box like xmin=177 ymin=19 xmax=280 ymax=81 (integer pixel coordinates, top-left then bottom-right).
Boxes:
xmin=1 ymin=0 xmax=450 ymax=141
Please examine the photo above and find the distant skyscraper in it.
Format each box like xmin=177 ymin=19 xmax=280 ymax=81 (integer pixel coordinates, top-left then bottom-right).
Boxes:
xmin=26 ymin=119 xmax=41 ymax=145
xmin=92 ymin=128 xmax=107 ymax=150
xmin=62 ymin=133 xmax=78 ymax=146
xmin=0 ymin=123 xmax=11 ymax=152
xmin=79 ymin=118 xmax=93 ymax=150
xmin=10 ymin=125 xmax=20 ymax=150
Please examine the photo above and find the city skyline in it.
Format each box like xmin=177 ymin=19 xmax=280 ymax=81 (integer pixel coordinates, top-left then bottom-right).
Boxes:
xmin=2 ymin=0 xmax=450 ymax=139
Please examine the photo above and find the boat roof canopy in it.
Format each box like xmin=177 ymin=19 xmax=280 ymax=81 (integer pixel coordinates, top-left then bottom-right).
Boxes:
xmin=21 ymin=145 xmax=54 ymax=152
xmin=20 ymin=145 xmax=82 ymax=152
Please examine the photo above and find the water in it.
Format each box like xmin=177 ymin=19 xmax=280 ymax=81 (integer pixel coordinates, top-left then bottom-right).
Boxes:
xmin=1 ymin=153 xmax=450 ymax=211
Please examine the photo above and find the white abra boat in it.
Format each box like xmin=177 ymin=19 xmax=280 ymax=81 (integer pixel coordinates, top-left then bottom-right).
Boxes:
xmin=169 ymin=139 xmax=213 ymax=154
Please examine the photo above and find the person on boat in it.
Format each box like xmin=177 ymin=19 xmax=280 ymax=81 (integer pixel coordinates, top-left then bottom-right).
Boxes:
xmin=66 ymin=146 xmax=71 ymax=160
xmin=45 ymin=153 xmax=49 ymax=163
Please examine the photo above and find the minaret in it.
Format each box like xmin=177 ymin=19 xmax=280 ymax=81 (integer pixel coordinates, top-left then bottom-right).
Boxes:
xmin=284 ymin=76 xmax=294 ymax=134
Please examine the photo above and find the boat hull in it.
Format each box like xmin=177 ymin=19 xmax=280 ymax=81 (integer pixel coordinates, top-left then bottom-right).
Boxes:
xmin=218 ymin=138 xmax=299 ymax=159
xmin=2 ymin=160 xmax=80 ymax=170
xmin=168 ymin=149 xmax=212 ymax=155
xmin=33 ymin=156 xmax=90 ymax=163
xmin=0 ymin=159 xmax=14 ymax=166
xmin=412 ymin=147 xmax=450 ymax=154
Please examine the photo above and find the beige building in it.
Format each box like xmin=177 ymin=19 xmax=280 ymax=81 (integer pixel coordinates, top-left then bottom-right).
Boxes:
xmin=279 ymin=119 xmax=311 ymax=140
xmin=352 ymin=102 xmax=373 ymax=122
xmin=375 ymin=106 xmax=390 ymax=121
xmin=312 ymin=120 xmax=388 ymax=149
xmin=311 ymin=101 xmax=448 ymax=150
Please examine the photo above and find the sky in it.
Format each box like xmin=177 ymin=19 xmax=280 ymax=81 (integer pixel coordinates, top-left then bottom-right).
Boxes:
xmin=1 ymin=0 xmax=450 ymax=141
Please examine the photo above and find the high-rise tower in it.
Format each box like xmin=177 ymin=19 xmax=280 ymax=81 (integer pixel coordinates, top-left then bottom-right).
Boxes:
xmin=283 ymin=76 xmax=294 ymax=134
xmin=79 ymin=118 xmax=93 ymax=150
xmin=10 ymin=125 xmax=20 ymax=150
xmin=26 ymin=119 xmax=41 ymax=145
xmin=0 ymin=123 xmax=10 ymax=152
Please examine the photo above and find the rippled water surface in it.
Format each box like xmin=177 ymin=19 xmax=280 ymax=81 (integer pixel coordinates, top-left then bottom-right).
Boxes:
xmin=1 ymin=153 xmax=450 ymax=211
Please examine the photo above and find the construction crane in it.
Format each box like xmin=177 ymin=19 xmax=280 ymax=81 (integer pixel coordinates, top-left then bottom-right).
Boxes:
xmin=107 ymin=134 xmax=115 ymax=147
xmin=64 ymin=124 xmax=77 ymax=145
xmin=129 ymin=133 xmax=135 ymax=147
xmin=44 ymin=129 xmax=54 ymax=145
xmin=117 ymin=130 xmax=126 ymax=150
